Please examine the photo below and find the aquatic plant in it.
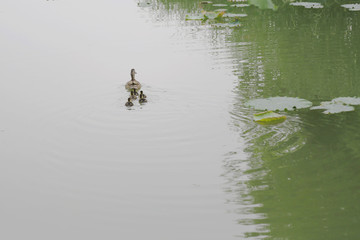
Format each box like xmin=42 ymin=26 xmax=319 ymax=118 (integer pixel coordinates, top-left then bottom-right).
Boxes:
xmin=213 ymin=4 xmax=228 ymax=7
xmin=245 ymin=97 xmax=312 ymax=111
xmin=223 ymin=13 xmax=247 ymax=18
xmin=253 ymin=111 xmax=286 ymax=125
xmin=185 ymin=10 xmax=225 ymax=21
xmin=230 ymin=4 xmax=250 ymax=7
xmin=341 ymin=3 xmax=360 ymax=11
xmin=310 ymin=97 xmax=360 ymax=114
xmin=289 ymin=2 xmax=324 ymax=9
xmin=248 ymin=0 xmax=277 ymax=10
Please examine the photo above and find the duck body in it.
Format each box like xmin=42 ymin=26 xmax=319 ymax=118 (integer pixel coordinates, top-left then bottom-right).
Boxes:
xmin=139 ymin=98 xmax=147 ymax=103
xmin=125 ymin=69 xmax=142 ymax=90
xmin=125 ymin=80 xmax=142 ymax=90
xmin=139 ymin=94 xmax=147 ymax=103
xmin=139 ymin=90 xmax=147 ymax=99
xmin=130 ymin=90 xmax=137 ymax=100
xmin=125 ymin=98 xmax=133 ymax=107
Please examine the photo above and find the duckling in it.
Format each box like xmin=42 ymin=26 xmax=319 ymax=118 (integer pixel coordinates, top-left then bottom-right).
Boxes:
xmin=139 ymin=90 xmax=147 ymax=99
xmin=133 ymin=89 xmax=139 ymax=96
xmin=130 ymin=89 xmax=137 ymax=100
xmin=125 ymin=98 xmax=133 ymax=107
xmin=125 ymin=69 xmax=142 ymax=90
xmin=139 ymin=94 xmax=147 ymax=104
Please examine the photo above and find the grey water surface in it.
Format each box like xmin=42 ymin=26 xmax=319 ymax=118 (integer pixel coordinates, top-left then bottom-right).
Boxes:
xmin=1 ymin=0 xmax=360 ymax=239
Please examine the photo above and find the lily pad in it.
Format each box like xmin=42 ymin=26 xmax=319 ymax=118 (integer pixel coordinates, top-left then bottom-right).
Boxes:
xmin=289 ymin=2 xmax=324 ymax=9
xmin=249 ymin=0 xmax=277 ymax=10
xmin=223 ymin=13 xmax=248 ymax=17
xmin=253 ymin=111 xmax=286 ymax=125
xmin=332 ymin=97 xmax=360 ymax=105
xmin=213 ymin=4 xmax=228 ymax=7
xmin=202 ymin=11 xmax=225 ymax=19
xmin=341 ymin=3 xmax=360 ymax=11
xmin=137 ymin=2 xmax=152 ymax=7
xmin=185 ymin=14 xmax=205 ymax=20
xmin=214 ymin=8 xmax=228 ymax=12
xmin=230 ymin=4 xmax=250 ymax=7
xmin=245 ymin=97 xmax=313 ymax=111
xmin=310 ymin=101 xmax=354 ymax=114
xmin=310 ymin=97 xmax=360 ymax=114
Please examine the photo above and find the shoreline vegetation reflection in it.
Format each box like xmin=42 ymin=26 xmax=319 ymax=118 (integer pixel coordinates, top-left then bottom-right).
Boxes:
xmin=138 ymin=0 xmax=360 ymax=239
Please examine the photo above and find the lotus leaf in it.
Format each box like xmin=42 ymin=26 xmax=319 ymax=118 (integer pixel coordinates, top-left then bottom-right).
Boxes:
xmin=137 ymin=2 xmax=151 ymax=7
xmin=213 ymin=4 xmax=228 ymax=7
xmin=214 ymin=8 xmax=228 ymax=12
xmin=310 ymin=101 xmax=354 ymax=114
xmin=332 ymin=97 xmax=360 ymax=105
xmin=310 ymin=97 xmax=360 ymax=114
xmin=253 ymin=111 xmax=286 ymax=125
xmin=249 ymin=0 xmax=277 ymax=10
xmin=341 ymin=3 xmax=360 ymax=11
xmin=245 ymin=97 xmax=312 ymax=111
xmin=289 ymin=2 xmax=324 ymax=8
xmin=202 ymin=11 xmax=225 ymax=19
xmin=230 ymin=4 xmax=250 ymax=7
xmin=223 ymin=13 xmax=248 ymax=17
xmin=185 ymin=15 xmax=205 ymax=20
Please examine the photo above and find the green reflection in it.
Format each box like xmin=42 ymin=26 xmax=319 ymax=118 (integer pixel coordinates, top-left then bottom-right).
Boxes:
xmin=140 ymin=0 xmax=360 ymax=239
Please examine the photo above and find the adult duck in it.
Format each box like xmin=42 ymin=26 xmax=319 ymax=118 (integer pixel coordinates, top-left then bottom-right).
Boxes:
xmin=125 ymin=69 xmax=142 ymax=90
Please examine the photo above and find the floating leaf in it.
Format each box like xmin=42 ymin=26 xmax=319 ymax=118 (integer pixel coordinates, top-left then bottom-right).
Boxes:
xmin=230 ymin=4 xmax=250 ymax=7
xmin=137 ymin=2 xmax=152 ymax=7
xmin=332 ymin=97 xmax=360 ymax=105
xmin=249 ymin=0 xmax=277 ymax=10
xmin=341 ymin=3 xmax=360 ymax=11
xmin=245 ymin=97 xmax=312 ymax=111
xmin=202 ymin=10 xmax=225 ymax=19
xmin=185 ymin=14 xmax=205 ymax=20
xmin=214 ymin=8 xmax=228 ymax=12
xmin=310 ymin=101 xmax=354 ymax=114
xmin=289 ymin=2 xmax=324 ymax=9
xmin=310 ymin=97 xmax=360 ymax=114
xmin=223 ymin=13 xmax=248 ymax=17
xmin=253 ymin=111 xmax=286 ymax=125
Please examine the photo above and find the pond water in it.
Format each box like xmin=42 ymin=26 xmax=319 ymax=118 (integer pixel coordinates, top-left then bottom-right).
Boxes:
xmin=1 ymin=0 xmax=360 ymax=239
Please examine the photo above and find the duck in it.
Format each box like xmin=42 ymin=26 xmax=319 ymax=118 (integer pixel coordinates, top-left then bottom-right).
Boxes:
xmin=133 ymin=89 xmax=139 ymax=96
xmin=125 ymin=69 xmax=142 ymax=90
xmin=130 ymin=89 xmax=137 ymax=100
xmin=125 ymin=98 xmax=133 ymax=107
xmin=139 ymin=90 xmax=147 ymax=99
xmin=139 ymin=94 xmax=147 ymax=104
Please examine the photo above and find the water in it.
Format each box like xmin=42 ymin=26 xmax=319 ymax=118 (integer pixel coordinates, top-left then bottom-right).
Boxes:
xmin=1 ymin=0 xmax=360 ymax=239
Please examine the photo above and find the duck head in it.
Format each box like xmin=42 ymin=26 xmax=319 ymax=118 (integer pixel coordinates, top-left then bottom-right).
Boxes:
xmin=130 ymin=69 xmax=136 ymax=80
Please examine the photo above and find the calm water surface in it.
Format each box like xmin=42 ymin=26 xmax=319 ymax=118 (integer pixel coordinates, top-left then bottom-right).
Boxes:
xmin=1 ymin=0 xmax=360 ymax=239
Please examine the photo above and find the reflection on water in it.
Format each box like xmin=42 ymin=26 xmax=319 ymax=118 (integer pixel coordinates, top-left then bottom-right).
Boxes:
xmin=146 ymin=0 xmax=360 ymax=239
